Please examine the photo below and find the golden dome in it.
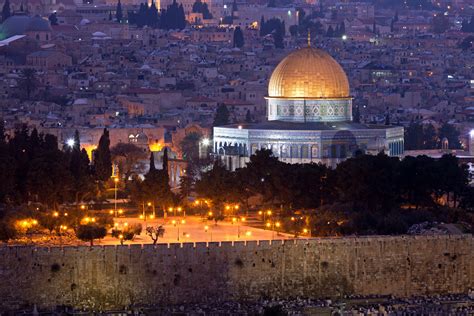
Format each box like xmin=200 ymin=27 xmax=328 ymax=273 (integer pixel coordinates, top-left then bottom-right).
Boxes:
xmin=268 ymin=47 xmax=350 ymax=99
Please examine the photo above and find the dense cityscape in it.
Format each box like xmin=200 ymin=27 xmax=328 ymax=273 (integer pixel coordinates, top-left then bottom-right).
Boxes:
xmin=0 ymin=0 xmax=473 ymax=314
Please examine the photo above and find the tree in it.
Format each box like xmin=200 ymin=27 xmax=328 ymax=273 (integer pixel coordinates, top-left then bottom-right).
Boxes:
xmin=438 ymin=122 xmax=461 ymax=149
xmin=146 ymin=225 xmax=165 ymax=244
xmin=48 ymin=12 xmax=58 ymax=26
xmin=195 ymin=160 xmax=233 ymax=212
xmin=18 ymin=68 xmax=38 ymax=100
xmin=160 ymin=0 xmax=186 ymax=30
xmin=273 ymin=21 xmax=285 ymax=48
xmin=0 ymin=208 xmax=15 ymax=243
xmin=233 ymin=26 xmax=244 ymax=48
xmin=0 ymin=120 xmax=14 ymax=203
xmin=404 ymin=121 xmax=423 ymax=150
xmin=111 ymin=143 xmax=147 ymax=180
xmin=116 ymin=0 xmax=123 ymax=23
xmin=422 ymin=124 xmax=437 ymax=149
xmin=94 ymin=128 xmax=112 ymax=182
xmin=162 ymin=147 xmax=169 ymax=172
xmin=69 ymin=130 xmax=95 ymax=205
xmin=245 ymin=109 xmax=252 ymax=123
xmin=27 ymin=134 xmax=72 ymax=210
xmin=180 ymin=132 xmax=201 ymax=162
xmin=2 ymin=0 xmax=10 ymax=22
xmin=435 ymin=154 xmax=468 ymax=206
xmin=192 ymin=0 xmax=212 ymax=19
xmin=213 ymin=104 xmax=230 ymax=126
xmin=112 ymin=223 xmax=142 ymax=245
xmin=76 ymin=223 xmax=107 ymax=246
xmin=142 ymin=152 xmax=173 ymax=216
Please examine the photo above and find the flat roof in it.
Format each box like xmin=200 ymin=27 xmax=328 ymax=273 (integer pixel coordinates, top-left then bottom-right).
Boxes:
xmin=216 ymin=120 xmax=400 ymax=131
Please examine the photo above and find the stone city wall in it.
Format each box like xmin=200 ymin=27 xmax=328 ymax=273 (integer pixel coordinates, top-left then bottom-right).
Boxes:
xmin=0 ymin=235 xmax=473 ymax=311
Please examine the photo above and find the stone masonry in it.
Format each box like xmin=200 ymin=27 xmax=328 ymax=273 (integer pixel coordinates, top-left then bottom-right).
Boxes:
xmin=0 ymin=235 xmax=473 ymax=311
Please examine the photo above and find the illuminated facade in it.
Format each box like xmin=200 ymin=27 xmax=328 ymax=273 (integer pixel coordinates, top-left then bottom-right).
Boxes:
xmin=213 ymin=46 xmax=404 ymax=169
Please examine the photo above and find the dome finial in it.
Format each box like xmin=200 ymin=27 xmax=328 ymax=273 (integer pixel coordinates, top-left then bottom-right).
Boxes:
xmin=307 ymin=29 xmax=311 ymax=47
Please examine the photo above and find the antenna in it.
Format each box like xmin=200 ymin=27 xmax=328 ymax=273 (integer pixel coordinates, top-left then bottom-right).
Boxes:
xmin=307 ymin=29 xmax=311 ymax=47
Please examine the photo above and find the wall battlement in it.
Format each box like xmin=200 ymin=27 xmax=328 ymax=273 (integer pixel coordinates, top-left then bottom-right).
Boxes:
xmin=0 ymin=235 xmax=472 ymax=311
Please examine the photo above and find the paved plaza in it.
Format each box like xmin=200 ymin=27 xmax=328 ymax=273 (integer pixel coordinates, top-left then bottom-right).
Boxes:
xmin=102 ymin=215 xmax=294 ymax=245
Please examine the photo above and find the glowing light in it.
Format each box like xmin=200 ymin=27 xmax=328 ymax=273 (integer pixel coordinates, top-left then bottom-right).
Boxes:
xmin=245 ymin=231 xmax=252 ymax=236
xmin=342 ymin=34 xmax=348 ymax=40
xmin=139 ymin=215 xmax=144 ymax=219
xmin=172 ymin=220 xmax=176 ymax=225
xmin=201 ymin=138 xmax=210 ymax=146
xmin=258 ymin=211 xmax=263 ymax=215
xmin=181 ymin=220 xmax=186 ymax=224
xmin=303 ymin=228 xmax=308 ymax=234
xmin=149 ymin=142 xmax=163 ymax=152
xmin=66 ymin=138 xmax=75 ymax=148
xmin=82 ymin=144 xmax=97 ymax=160
xmin=470 ymin=130 xmax=474 ymax=137
xmin=204 ymin=225 xmax=209 ymax=231
xmin=53 ymin=212 xmax=59 ymax=217
xmin=118 ymin=209 xmax=123 ymax=214
xmin=208 ymin=211 xmax=213 ymax=216
xmin=149 ymin=215 xmax=155 ymax=219
xmin=109 ymin=210 xmax=114 ymax=215
xmin=266 ymin=222 xmax=271 ymax=228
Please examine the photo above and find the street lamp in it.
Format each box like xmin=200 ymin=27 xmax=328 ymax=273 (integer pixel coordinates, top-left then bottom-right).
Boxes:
xmin=232 ymin=217 xmax=246 ymax=238
xmin=204 ymin=225 xmax=212 ymax=242
xmin=113 ymin=177 xmax=119 ymax=217
xmin=66 ymin=138 xmax=75 ymax=148
xmin=172 ymin=219 xmax=186 ymax=241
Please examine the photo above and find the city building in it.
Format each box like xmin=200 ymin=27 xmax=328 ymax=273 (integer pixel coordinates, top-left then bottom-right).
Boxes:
xmin=213 ymin=43 xmax=405 ymax=169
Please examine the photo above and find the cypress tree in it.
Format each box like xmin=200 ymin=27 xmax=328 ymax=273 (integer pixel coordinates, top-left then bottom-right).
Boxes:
xmin=149 ymin=151 xmax=156 ymax=172
xmin=233 ymin=26 xmax=244 ymax=48
xmin=2 ymin=0 xmax=10 ymax=22
xmin=116 ymin=0 xmax=123 ymax=23
xmin=94 ymin=128 xmax=112 ymax=182
xmin=162 ymin=148 xmax=168 ymax=172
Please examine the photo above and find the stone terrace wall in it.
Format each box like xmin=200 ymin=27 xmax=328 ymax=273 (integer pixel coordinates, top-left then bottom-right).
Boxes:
xmin=0 ymin=235 xmax=473 ymax=311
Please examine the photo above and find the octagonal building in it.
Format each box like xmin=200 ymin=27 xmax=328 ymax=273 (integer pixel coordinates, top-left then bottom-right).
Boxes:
xmin=213 ymin=46 xmax=404 ymax=169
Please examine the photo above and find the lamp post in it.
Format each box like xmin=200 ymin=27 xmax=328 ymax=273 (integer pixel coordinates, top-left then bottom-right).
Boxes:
xmin=172 ymin=219 xmax=186 ymax=241
xmin=204 ymin=225 xmax=212 ymax=242
xmin=114 ymin=177 xmax=119 ymax=217
xmin=232 ymin=217 xmax=246 ymax=238
xmin=266 ymin=219 xmax=280 ymax=240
